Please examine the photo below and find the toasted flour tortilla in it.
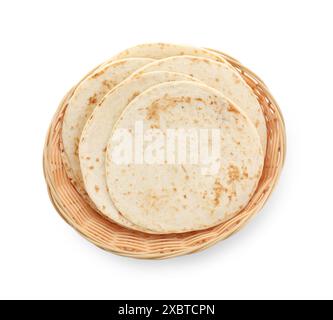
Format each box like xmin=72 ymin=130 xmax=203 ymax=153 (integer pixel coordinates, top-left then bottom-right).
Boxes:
xmin=80 ymin=72 xmax=199 ymax=230
xmin=106 ymin=81 xmax=264 ymax=233
xmin=113 ymin=42 xmax=224 ymax=62
xmin=62 ymin=58 xmax=154 ymax=191
xmin=135 ymin=56 xmax=267 ymax=151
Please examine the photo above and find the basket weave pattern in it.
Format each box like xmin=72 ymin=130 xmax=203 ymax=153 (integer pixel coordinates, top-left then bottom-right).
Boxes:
xmin=43 ymin=52 xmax=286 ymax=259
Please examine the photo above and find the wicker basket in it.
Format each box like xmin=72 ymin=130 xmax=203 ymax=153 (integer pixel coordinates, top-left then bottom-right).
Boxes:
xmin=43 ymin=51 xmax=286 ymax=259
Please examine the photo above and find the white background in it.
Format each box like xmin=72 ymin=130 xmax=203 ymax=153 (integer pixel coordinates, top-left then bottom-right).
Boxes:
xmin=0 ymin=0 xmax=332 ymax=300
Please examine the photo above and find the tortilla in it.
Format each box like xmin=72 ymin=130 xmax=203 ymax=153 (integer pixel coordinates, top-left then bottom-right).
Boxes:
xmin=112 ymin=42 xmax=224 ymax=62
xmin=134 ymin=55 xmax=267 ymax=151
xmin=105 ymin=81 xmax=264 ymax=233
xmin=79 ymin=72 xmax=199 ymax=230
xmin=61 ymin=58 xmax=154 ymax=191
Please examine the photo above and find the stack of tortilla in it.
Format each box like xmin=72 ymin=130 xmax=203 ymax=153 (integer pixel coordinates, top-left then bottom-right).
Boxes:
xmin=61 ymin=43 xmax=266 ymax=234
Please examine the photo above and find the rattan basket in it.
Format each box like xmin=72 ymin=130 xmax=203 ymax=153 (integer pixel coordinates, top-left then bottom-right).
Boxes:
xmin=43 ymin=51 xmax=286 ymax=259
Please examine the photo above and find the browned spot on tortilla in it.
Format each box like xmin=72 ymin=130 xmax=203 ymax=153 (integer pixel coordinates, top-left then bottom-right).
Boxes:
xmin=145 ymin=191 xmax=163 ymax=211
xmin=150 ymin=124 xmax=160 ymax=129
xmin=88 ymin=94 xmax=98 ymax=105
xmin=195 ymin=98 xmax=204 ymax=103
xmin=91 ymin=70 xmax=105 ymax=79
xmin=190 ymin=57 xmax=200 ymax=63
xmin=133 ymin=72 xmax=143 ymax=79
xmin=228 ymin=165 xmax=240 ymax=182
xmin=95 ymin=185 xmax=100 ymax=192
xmin=96 ymin=158 xmax=100 ymax=162
xmin=129 ymin=91 xmax=140 ymax=102
xmin=89 ymin=166 xmax=94 ymax=170
xmin=213 ymin=179 xmax=225 ymax=206
xmin=74 ymin=142 xmax=79 ymax=156
xmin=228 ymin=190 xmax=236 ymax=201
xmin=112 ymin=60 xmax=128 ymax=67
xmin=102 ymin=79 xmax=115 ymax=90
xmin=146 ymin=96 xmax=191 ymax=123
xmin=255 ymin=120 xmax=260 ymax=128
xmin=146 ymin=100 xmax=160 ymax=122
xmin=228 ymin=104 xmax=240 ymax=114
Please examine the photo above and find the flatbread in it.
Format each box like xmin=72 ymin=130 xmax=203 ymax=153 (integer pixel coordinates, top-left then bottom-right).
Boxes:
xmin=80 ymin=72 xmax=199 ymax=230
xmin=62 ymin=58 xmax=154 ymax=191
xmin=112 ymin=42 xmax=224 ymax=62
xmin=134 ymin=55 xmax=267 ymax=151
xmin=106 ymin=81 xmax=264 ymax=233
